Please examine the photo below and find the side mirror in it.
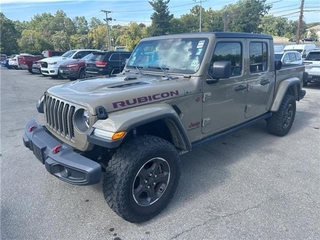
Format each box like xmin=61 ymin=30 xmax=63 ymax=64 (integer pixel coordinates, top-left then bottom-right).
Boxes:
xmin=208 ymin=61 xmax=231 ymax=82
xmin=275 ymin=60 xmax=282 ymax=70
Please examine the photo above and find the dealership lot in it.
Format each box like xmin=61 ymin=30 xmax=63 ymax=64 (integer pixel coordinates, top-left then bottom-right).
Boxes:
xmin=1 ymin=68 xmax=320 ymax=240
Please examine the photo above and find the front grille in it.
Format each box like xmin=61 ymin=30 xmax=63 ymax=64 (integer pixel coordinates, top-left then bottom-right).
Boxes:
xmin=41 ymin=62 xmax=48 ymax=68
xmin=44 ymin=95 xmax=75 ymax=139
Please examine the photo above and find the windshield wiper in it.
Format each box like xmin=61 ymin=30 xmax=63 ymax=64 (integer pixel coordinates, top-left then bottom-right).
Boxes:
xmin=124 ymin=65 xmax=144 ymax=80
xmin=147 ymin=66 xmax=177 ymax=80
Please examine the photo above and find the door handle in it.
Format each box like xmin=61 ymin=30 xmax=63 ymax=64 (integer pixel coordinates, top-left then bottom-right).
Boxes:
xmin=260 ymin=79 xmax=270 ymax=85
xmin=235 ymin=85 xmax=247 ymax=92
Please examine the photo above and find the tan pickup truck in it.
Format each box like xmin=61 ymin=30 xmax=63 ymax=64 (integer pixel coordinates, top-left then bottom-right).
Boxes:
xmin=23 ymin=32 xmax=307 ymax=223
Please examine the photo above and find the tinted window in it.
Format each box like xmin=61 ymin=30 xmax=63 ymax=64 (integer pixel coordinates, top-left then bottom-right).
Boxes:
xmin=110 ymin=53 xmax=121 ymax=61
xmin=249 ymin=42 xmax=268 ymax=73
xmin=275 ymin=53 xmax=283 ymax=61
xmin=305 ymin=52 xmax=320 ymax=60
xmin=211 ymin=42 xmax=242 ymax=76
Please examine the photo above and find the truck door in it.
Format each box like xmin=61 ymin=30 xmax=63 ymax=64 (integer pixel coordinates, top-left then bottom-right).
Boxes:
xmin=202 ymin=41 xmax=247 ymax=134
xmin=245 ymin=41 xmax=274 ymax=119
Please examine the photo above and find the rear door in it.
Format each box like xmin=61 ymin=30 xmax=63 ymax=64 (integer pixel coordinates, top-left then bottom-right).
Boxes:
xmin=245 ymin=40 xmax=274 ymax=119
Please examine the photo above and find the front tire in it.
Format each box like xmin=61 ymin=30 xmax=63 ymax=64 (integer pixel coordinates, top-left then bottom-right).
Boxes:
xmin=103 ymin=135 xmax=181 ymax=223
xmin=267 ymin=94 xmax=296 ymax=136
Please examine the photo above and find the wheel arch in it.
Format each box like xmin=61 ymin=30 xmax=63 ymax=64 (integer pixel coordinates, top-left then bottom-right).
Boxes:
xmin=88 ymin=103 xmax=191 ymax=152
xmin=270 ymin=77 xmax=301 ymax=112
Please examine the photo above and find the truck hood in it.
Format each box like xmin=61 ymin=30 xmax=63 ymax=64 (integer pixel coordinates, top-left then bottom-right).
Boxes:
xmin=41 ymin=56 xmax=71 ymax=63
xmin=46 ymin=75 xmax=195 ymax=114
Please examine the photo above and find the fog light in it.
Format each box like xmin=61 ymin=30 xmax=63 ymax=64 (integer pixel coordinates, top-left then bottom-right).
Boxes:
xmin=60 ymin=167 xmax=70 ymax=178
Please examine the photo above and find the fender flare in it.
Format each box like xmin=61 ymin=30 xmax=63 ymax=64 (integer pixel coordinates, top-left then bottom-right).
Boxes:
xmin=87 ymin=103 xmax=191 ymax=150
xmin=270 ymin=77 xmax=300 ymax=112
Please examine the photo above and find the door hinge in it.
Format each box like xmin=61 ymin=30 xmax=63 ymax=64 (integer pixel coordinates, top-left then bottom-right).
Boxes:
xmin=202 ymin=117 xmax=210 ymax=127
xmin=203 ymin=92 xmax=211 ymax=102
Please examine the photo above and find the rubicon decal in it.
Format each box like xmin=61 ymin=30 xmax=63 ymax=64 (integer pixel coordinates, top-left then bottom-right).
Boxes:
xmin=112 ymin=90 xmax=179 ymax=109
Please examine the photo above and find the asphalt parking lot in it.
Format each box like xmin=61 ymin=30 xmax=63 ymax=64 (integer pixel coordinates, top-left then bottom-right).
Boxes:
xmin=1 ymin=68 xmax=320 ymax=240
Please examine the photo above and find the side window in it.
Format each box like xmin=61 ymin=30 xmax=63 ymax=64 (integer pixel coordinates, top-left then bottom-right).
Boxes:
xmin=289 ymin=53 xmax=295 ymax=62
xmin=282 ymin=53 xmax=289 ymax=63
xmin=249 ymin=42 xmax=268 ymax=73
xmin=110 ymin=53 xmax=120 ymax=61
xmin=295 ymin=53 xmax=301 ymax=61
xmin=210 ymin=42 xmax=242 ymax=77
xmin=120 ymin=53 xmax=131 ymax=61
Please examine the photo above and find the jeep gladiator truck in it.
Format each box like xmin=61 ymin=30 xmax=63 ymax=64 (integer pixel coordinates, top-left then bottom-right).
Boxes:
xmin=23 ymin=32 xmax=307 ymax=223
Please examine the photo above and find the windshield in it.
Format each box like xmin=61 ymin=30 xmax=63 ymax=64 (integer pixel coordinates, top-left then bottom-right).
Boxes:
xmin=61 ymin=50 xmax=76 ymax=58
xmin=81 ymin=53 xmax=93 ymax=60
xmin=127 ymin=38 xmax=208 ymax=74
xmin=275 ymin=53 xmax=283 ymax=61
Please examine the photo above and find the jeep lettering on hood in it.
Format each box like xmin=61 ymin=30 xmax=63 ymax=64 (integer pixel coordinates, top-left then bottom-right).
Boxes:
xmin=113 ymin=90 xmax=179 ymax=109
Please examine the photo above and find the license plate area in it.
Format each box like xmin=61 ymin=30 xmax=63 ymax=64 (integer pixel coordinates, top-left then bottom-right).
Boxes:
xmin=32 ymin=138 xmax=47 ymax=164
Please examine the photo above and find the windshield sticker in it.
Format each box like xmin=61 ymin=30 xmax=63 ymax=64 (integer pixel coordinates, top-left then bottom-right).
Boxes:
xmin=196 ymin=49 xmax=203 ymax=56
xmin=197 ymin=40 xmax=205 ymax=48
xmin=191 ymin=59 xmax=199 ymax=67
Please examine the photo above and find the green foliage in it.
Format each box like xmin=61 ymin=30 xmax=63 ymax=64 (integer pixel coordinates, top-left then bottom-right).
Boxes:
xmin=224 ymin=0 xmax=271 ymax=33
xmin=18 ymin=29 xmax=53 ymax=54
xmin=0 ymin=13 xmax=19 ymax=54
xmin=0 ymin=2 xmax=318 ymax=55
xmin=148 ymin=0 xmax=173 ymax=36
xmin=118 ymin=22 xmax=147 ymax=50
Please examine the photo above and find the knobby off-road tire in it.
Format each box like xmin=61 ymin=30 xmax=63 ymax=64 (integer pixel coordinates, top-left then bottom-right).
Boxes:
xmin=267 ymin=94 xmax=296 ymax=136
xmin=103 ymin=135 xmax=181 ymax=223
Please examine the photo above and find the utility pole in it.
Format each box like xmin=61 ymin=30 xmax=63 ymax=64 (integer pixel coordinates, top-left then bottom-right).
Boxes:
xmin=101 ymin=10 xmax=113 ymax=50
xmin=193 ymin=0 xmax=207 ymax=32
xmin=296 ymin=0 xmax=305 ymax=44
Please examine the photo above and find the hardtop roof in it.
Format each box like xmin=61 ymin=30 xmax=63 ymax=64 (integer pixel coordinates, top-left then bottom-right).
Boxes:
xmin=142 ymin=32 xmax=273 ymax=41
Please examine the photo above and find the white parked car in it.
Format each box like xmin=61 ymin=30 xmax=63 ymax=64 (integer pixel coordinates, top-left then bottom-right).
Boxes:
xmin=303 ymin=50 xmax=320 ymax=86
xmin=275 ymin=50 xmax=303 ymax=65
xmin=39 ymin=49 xmax=98 ymax=78
xmin=8 ymin=53 xmax=32 ymax=69
xmin=283 ymin=44 xmax=316 ymax=59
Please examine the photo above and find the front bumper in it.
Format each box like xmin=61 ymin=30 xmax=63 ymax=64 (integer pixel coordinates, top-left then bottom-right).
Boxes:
xmin=41 ymin=67 xmax=58 ymax=76
xmin=22 ymin=119 xmax=101 ymax=185
xmin=59 ymin=68 xmax=77 ymax=78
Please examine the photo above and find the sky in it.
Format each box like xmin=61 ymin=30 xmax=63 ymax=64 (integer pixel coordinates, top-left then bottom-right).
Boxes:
xmin=0 ymin=0 xmax=319 ymax=26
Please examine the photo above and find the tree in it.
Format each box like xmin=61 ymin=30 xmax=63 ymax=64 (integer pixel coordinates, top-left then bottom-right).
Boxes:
xmin=0 ymin=13 xmax=19 ymax=54
xmin=89 ymin=17 xmax=104 ymax=29
xmin=224 ymin=0 xmax=270 ymax=33
xmin=88 ymin=25 xmax=108 ymax=49
xmin=51 ymin=30 xmax=70 ymax=51
xmin=260 ymin=15 xmax=291 ymax=37
xmin=148 ymin=0 xmax=173 ymax=36
xmin=118 ymin=22 xmax=147 ymax=50
xmin=18 ymin=29 xmax=53 ymax=54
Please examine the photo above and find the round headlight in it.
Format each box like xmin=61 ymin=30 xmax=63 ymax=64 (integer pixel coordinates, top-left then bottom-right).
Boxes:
xmin=82 ymin=109 xmax=90 ymax=128
xmin=74 ymin=109 xmax=90 ymax=132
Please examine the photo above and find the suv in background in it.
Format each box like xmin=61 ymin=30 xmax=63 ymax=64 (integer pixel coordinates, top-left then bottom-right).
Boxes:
xmin=85 ymin=51 xmax=132 ymax=77
xmin=59 ymin=53 xmax=94 ymax=80
xmin=275 ymin=51 xmax=302 ymax=65
xmin=40 ymin=49 xmax=98 ymax=78
xmin=303 ymin=49 xmax=320 ymax=86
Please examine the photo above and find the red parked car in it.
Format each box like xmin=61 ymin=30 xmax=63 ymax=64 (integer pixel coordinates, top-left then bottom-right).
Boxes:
xmin=58 ymin=53 xmax=94 ymax=80
xmin=18 ymin=55 xmax=43 ymax=73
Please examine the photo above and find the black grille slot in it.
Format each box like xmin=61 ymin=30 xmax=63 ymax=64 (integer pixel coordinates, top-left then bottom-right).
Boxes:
xmin=41 ymin=62 xmax=48 ymax=68
xmin=44 ymin=95 xmax=75 ymax=139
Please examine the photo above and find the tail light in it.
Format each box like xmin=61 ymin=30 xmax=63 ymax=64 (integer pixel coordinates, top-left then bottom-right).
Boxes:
xmin=95 ymin=61 xmax=107 ymax=67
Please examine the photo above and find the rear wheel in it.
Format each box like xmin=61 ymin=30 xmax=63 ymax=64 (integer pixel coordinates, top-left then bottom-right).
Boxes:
xmin=267 ymin=94 xmax=296 ymax=136
xmin=103 ymin=135 xmax=180 ymax=223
